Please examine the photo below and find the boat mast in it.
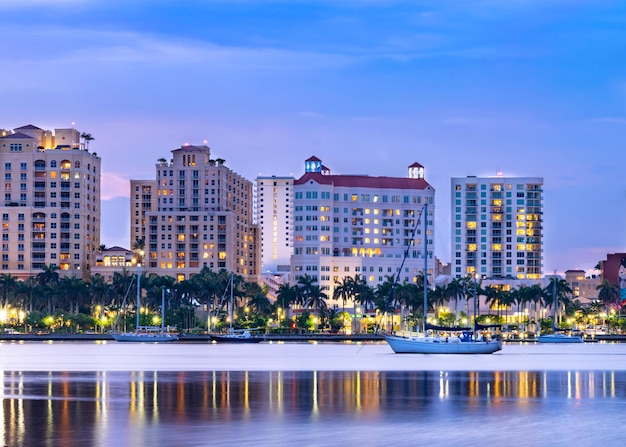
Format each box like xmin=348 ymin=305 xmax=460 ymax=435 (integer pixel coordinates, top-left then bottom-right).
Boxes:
xmin=136 ymin=264 xmax=141 ymax=332
xmin=552 ymin=271 xmax=557 ymax=332
xmin=229 ymin=274 xmax=234 ymax=335
xmin=161 ymin=286 xmax=165 ymax=334
xmin=422 ymin=203 xmax=428 ymax=334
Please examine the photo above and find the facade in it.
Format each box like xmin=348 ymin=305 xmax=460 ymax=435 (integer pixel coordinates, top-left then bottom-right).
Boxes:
xmin=92 ymin=246 xmax=137 ymax=282
xmin=565 ymin=269 xmax=600 ymax=305
xmin=130 ymin=179 xmax=157 ymax=247
xmin=451 ymin=175 xmax=543 ymax=280
xmin=131 ymin=144 xmax=260 ymax=283
xmin=0 ymin=124 xmax=101 ymax=279
xmin=255 ymin=175 xmax=294 ymax=273
xmin=600 ymin=253 xmax=626 ymax=286
xmin=291 ymin=157 xmax=435 ymax=309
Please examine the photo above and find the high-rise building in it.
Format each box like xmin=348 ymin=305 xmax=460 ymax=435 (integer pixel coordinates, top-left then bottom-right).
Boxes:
xmin=451 ymin=175 xmax=543 ymax=280
xmin=255 ymin=175 xmax=294 ymax=273
xmin=131 ymin=144 xmax=260 ymax=283
xmin=291 ymin=156 xmax=435 ymax=309
xmin=0 ymin=124 xmax=101 ymax=279
xmin=130 ymin=179 xmax=157 ymax=247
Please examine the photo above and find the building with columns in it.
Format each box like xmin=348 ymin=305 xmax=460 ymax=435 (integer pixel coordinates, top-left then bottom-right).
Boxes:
xmin=291 ymin=156 xmax=435 ymax=309
xmin=0 ymin=124 xmax=101 ymax=279
xmin=130 ymin=144 xmax=260 ymax=283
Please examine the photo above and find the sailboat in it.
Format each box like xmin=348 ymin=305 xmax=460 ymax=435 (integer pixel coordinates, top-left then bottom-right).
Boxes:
xmin=384 ymin=204 xmax=502 ymax=354
xmin=537 ymin=275 xmax=582 ymax=344
xmin=210 ymin=274 xmax=263 ymax=343
xmin=111 ymin=266 xmax=178 ymax=342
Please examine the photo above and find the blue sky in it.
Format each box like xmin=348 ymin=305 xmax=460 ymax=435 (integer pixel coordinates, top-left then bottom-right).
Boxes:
xmin=1 ymin=0 xmax=625 ymax=274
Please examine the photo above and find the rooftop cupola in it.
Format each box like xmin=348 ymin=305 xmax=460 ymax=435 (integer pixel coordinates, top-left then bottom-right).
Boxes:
xmin=305 ymin=155 xmax=322 ymax=173
xmin=408 ymin=162 xmax=424 ymax=179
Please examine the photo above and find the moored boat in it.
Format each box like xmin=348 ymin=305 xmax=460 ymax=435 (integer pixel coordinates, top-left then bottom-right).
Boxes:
xmin=384 ymin=204 xmax=502 ymax=355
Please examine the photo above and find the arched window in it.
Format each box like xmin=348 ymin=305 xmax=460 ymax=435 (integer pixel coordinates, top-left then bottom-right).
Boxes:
xmin=35 ymin=160 xmax=46 ymax=170
xmin=61 ymin=160 xmax=71 ymax=170
xmin=74 ymin=161 xmax=80 ymax=168
xmin=50 ymin=160 xmax=57 ymax=168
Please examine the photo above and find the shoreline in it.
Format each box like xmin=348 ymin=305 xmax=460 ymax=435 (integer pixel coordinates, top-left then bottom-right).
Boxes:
xmin=1 ymin=333 xmax=625 ymax=343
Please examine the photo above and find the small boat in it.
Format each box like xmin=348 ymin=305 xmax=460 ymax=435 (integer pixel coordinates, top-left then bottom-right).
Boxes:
xmin=537 ymin=274 xmax=582 ymax=344
xmin=384 ymin=204 xmax=502 ymax=355
xmin=211 ymin=329 xmax=263 ymax=343
xmin=537 ymin=333 xmax=583 ymax=344
xmin=386 ymin=331 xmax=502 ymax=354
xmin=111 ymin=267 xmax=178 ymax=343
xmin=210 ymin=274 xmax=264 ymax=344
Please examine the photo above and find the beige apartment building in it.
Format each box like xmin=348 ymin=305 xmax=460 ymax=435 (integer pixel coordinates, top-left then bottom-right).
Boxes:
xmin=130 ymin=144 xmax=260 ymax=283
xmin=565 ymin=269 xmax=600 ymax=305
xmin=0 ymin=124 xmax=101 ymax=279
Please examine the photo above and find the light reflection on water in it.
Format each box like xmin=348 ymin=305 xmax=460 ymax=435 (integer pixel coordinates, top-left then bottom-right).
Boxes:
xmin=0 ymin=369 xmax=624 ymax=447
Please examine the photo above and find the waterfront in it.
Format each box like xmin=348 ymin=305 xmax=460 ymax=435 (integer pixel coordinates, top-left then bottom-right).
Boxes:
xmin=2 ymin=340 xmax=626 ymax=372
xmin=1 ymin=342 xmax=626 ymax=446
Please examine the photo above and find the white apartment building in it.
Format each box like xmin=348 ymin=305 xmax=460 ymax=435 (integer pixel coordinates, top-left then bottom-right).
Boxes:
xmin=131 ymin=144 xmax=260 ymax=283
xmin=255 ymin=175 xmax=294 ymax=273
xmin=451 ymin=175 xmax=543 ymax=280
xmin=0 ymin=124 xmax=101 ymax=279
xmin=292 ymin=156 xmax=435 ymax=309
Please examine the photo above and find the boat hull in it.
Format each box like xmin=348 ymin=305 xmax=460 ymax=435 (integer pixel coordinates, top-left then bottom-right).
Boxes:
xmin=385 ymin=335 xmax=502 ymax=354
xmin=210 ymin=334 xmax=263 ymax=343
xmin=111 ymin=333 xmax=178 ymax=342
xmin=537 ymin=334 xmax=583 ymax=344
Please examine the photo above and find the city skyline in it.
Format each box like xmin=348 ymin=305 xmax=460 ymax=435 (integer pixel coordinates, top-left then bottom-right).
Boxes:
xmin=2 ymin=1 xmax=625 ymax=273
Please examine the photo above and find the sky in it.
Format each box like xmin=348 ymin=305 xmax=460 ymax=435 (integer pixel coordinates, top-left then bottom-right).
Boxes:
xmin=1 ymin=0 xmax=625 ymax=274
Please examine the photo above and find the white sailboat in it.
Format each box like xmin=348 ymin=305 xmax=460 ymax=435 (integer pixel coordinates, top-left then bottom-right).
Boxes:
xmin=210 ymin=274 xmax=263 ymax=343
xmin=111 ymin=266 xmax=178 ymax=342
xmin=537 ymin=275 xmax=582 ymax=344
xmin=384 ymin=204 xmax=502 ymax=354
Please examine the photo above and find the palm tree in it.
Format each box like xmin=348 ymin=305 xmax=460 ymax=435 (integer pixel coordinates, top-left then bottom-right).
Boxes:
xmin=58 ymin=277 xmax=89 ymax=314
xmin=247 ymin=290 xmax=272 ymax=316
xmin=597 ymin=279 xmax=618 ymax=312
xmin=296 ymin=274 xmax=317 ymax=308
xmin=80 ymin=132 xmax=94 ymax=149
xmin=0 ymin=273 xmax=18 ymax=308
xmin=132 ymin=238 xmax=146 ymax=264
xmin=275 ymin=283 xmax=298 ymax=313
xmin=37 ymin=264 xmax=59 ymax=287
xmin=333 ymin=276 xmax=353 ymax=312
xmin=446 ymin=277 xmax=466 ymax=320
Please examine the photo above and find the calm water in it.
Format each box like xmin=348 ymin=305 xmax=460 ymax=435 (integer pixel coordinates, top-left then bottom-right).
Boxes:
xmin=1 ymin=342 xmax=626 ymax=446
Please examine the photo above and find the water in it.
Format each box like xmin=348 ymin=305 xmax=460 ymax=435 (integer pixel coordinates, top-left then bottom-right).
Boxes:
xmin=1 ymin=341 xmax=626 ymax=446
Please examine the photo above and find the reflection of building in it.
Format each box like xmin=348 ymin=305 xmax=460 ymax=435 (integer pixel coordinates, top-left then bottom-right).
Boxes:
xmin=291 ymin=156 xmax=435 ymax=308
xmin=92 ymin=246 xmax=137 ymax=282
xmin=451 ymin=175 xmax=543 ymax=280
xmin=130 ymin=144 xmax=260 ymax=283
xmin=0 ymin=124 xmax=101 ymax=279
xmin=565 ymin=269 xmax=600 ymax=305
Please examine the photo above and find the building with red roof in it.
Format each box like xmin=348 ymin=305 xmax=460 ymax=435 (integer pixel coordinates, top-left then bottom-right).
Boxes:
xmin=291 ymin=156 xmax=435 ymax=311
